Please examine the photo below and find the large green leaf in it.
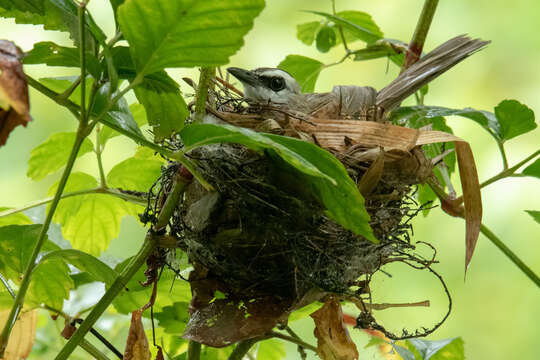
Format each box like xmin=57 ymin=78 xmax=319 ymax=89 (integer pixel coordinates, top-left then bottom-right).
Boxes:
xmin=306 ymin=10 xmax=382 ymax=45
xmin=38 ymin=249 xmax=117 ymax=286
xmin=154 ymin=301 xmax=190 ymax=334
xmin=256 ymin=339 xmax=286 ymax=360
xmin=27 ymin=258 xmax=73 ymax=309
xmin=49 ymin=172 xmax=138 ymax=255
xmin=0 ymin=0 xmax=105 ymax=50
xmin=180 ymin=124 xmax=375 ymax=241
xmin=0 ymin=225 xmax=72 ymax=309
xmin=107 ymin=150 xmax=163 ymax=192
xmin=522 ymin=158 xmax=540 ymax=179
xmin=278 ymin=55 xmax=324 ymax=93
xmin=24 ymin=41 xmax=101 ymax=78
xmin=133 ymin=72 xmax=189 ymax=140
xmin=0 ymin=207 xmax=32 ymax=227
xmin=525 ymin=210 xmax=540 ymax=224
xmin=27 ymin=132 xmax=94 ymax=181
xmin=494 ymin=99 xmax=537 ymax=141
xmin=117 ymin=0 xmax=265 ymax=75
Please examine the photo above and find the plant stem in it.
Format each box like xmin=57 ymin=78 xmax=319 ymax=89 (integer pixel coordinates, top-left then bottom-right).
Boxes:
xmin=55 ymin=234 xmax=156 ymax=360
xmin=480 ymin=149 xmax=539 ymax=189
xmin=0 ymin=134 xmax=87 ymax=357
xmin=79 ymin=339 xmax=111 ymax=360
xmin=194 ymin=67 xmax=215 ymax=123
xmin=187 ymin=341 xmax=201 ymax=360
xmin=0 ymin=187 xmax=147 ymax=219
xmin=496 ymin=141 xmax=509 ymax=170
xmin=228 ymin=337 xmax=262 ymax=360
xmin=331 ymin=0 xmax=349 ymax=52
xmin=480 ymin=224 xmax=540 ymax=287
xmin=55 ymin=167 xmax=191 ymax=360
xmin=270 ymin=332 xmax=317 ymax=352
xmin=402 ymin=0 xmax=439 ymax=71
xmin=78 ymin=1 xmax=88 ymax=127
xmin=95 ymin=125 xmax=107 ymax=188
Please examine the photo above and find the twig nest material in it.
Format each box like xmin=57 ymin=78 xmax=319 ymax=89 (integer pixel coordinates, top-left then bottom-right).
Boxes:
xmin=157 ymin=87 xmax=446 ymax=347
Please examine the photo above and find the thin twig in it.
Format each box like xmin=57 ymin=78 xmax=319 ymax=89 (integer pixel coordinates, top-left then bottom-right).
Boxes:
xmin=270 ymin=332 xmax=317 ymax=352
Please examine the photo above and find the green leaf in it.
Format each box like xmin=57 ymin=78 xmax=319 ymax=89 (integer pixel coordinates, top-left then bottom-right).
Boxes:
xmin=306 ymin=10 xmax=382 ymax=44
xmin=107 ymin=152 xmax=163 ymax=192
xmin=112 ymin=261 xmax=191 ymax=314
xmin=99 ymin=103 xmax=147 ymax=146
xmin=134 ymin=72 xmax=189 ymax=140
xmin=256 ymin=339 xmax=286 ymax=360
xmin=24 ymin=41 xmax=101 ymax=78
xmin=180 ymin=124 xmax=375 ymax=241
xmin=154 ymin=301 xmax=190 ymax=334
xmin=27 ymin=258 xmax=73 ymax=309
xmin=278 ymin=55 xmax=324 ymax=93
xmin=288 ymin=302 xmax=323 ymax=322
xmin=390 ymin=106 xmax=501 ymax=141
xmin=0 ymin=287 xmax=13 ymax=309
xmin=525 ymin=210 xmax=540 ymax=224
xmin=27 ymin=132 xmax=94 ymax=181
xmin=0 ymin=207 xmax=32 ymax=227
xmin=315 ymin=25 xmax=336 ymax=53
xmin=522 ymin=158 xmax=540 ymax=179
xmin=38 ymin=249 xmax=117 ymax=286
xmin=296 ymin=21 xmax=320 ymax=45
xmin=49 ymin=172 xmax=138 ymax=255
xmin=117 ymin=0 xmax=265 ymax=75
xmin=353 ymin=44 xmax=398 ymax=61
xmin=494 ymin=100 xmax=536 ymax=141
xmin=200 ymin=346 xmax=233 ymax=360
xmin=109 ymin=0 xmax=124 ymax=25
xmin=407 ymin=337 xmax=464 ymax=360
xmin=0 ymin=0 xmax=105 ymax=50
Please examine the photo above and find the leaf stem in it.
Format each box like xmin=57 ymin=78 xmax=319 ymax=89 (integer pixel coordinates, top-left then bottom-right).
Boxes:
xmin=95 ymin=125 xmax=107 ymax=188
xmin=194 ymin=67 xmax=215 ymax=123
xmin=401 ymin=0 xmax=439 ymax=71
xmin=479 ymin=149 xmax=539 ymax=189
xmin=0 ymin=134 xmax=87 ymax=357
xmin=187 ymin=341 xmax=201 ymax=360
xmin=79 ymin=1 xmax=88 ymax=127
xmin=229 ymin=337 xmax=263 ymax=360
xmin=480 ymin=224 xmax=540 ymax=287
xmin=496 ymin=141 xmax=509 ymax=170
xmin=55 ymin=166 xmax=191 ymax=360
xmin=331 ymin=0 xmax=349 ymax=52
xmin=270 ymin=331 xmax=318 ymax=352
xmin=0 ymin=187 xmax=147 ymax=219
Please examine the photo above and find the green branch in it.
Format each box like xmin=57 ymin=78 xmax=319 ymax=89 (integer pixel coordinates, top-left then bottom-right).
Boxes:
xmin=480 ymin=224 xmax=540 ymax=287
xmin=79 ymin=2 xmax=88 ymax=127
xmin=55 ymin=167 xmax=192 ymax=360
xmin=187 ymin=341 xmax=201 ymax=360
xmin=229 ymin=337 xmax=264 ymax=360
xmin=194 ymin=67 xmax=215 ymax=123
xmin=402 ymin=0 xmax=439 ymax=71
xmin=480 ymin=149 xmax=539 ymax=189
xmin=95 ymin=125 xmax=107 ymax=188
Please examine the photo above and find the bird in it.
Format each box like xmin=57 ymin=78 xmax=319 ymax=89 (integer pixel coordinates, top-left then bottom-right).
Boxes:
xmin=227 ymin=35 xmax=489 ymax=121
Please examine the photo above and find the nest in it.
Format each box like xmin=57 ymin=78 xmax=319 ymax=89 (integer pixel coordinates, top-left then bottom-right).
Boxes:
xmin=143 ymin=78 xmax=451 ymax=346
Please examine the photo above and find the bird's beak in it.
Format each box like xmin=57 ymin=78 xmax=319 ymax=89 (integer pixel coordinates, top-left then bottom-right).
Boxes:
xmin=227 ymin=67 xmax=260 ymax=87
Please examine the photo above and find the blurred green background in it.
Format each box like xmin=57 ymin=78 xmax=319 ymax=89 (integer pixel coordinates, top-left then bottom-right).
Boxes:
xmin=1 ymin=0 xmax=539 ymax=359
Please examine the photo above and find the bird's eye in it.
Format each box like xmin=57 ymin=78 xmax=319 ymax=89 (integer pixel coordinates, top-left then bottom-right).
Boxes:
xmin=270 ymin=77 xmax=285 ymax=91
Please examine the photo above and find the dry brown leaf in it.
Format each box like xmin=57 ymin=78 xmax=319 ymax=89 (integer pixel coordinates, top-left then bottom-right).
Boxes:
xmin=357 ymin=148 xmax=385 ymax=195
xmin=0 ymin=309 xmax=37 ymax=360
xmin=124 ymin=310 xmax=151 ymax=360
xmin=310 ymin=297 xmax=359 ymax=360
xmin=0 ymin=40 xmax=31 ymax=147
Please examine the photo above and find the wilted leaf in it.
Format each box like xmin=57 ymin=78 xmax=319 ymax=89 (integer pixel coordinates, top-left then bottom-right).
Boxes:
xmin=256 ymin=339 xmax=286 ymax=360
xmin=0 ymin=309 xmax=37 ymax=360
xmin=407 ymin=337 xmax=464 ymax=360
xmin=494 ymin=100 xmax=536 ymax=141
xmin=118 ymin=0 xmax=265 ymax=75
xmin=525 ymin=210 xmax=540 ymax=224
xmin=0 ymin=207 xmax=32 ymax=227
xmin=124 ymin=309 xmax=151 ymax=360
xmin=50 ymin=172 xmax=138 ymax=255
xmin=316 ymin=25 xmax=336 ymax=53
xmin=27 ymin=132 xmax=94 ymax=180
xmin=24 ymin=41 xmax=101 ymax=78
xmin=522 ymin=157 xmax=540 ymax=179
xmin=278 ymin=55 xmax=324 ymax=93
xmin=180 ymin=124 xmax=375 ymax=241
xmin=155 ymin=302 xmax=190 ymax=334
xmin=0 ymin=40 xmax=30 ymax=147
xmin=310 ymin=297 xmax=359 ymax=360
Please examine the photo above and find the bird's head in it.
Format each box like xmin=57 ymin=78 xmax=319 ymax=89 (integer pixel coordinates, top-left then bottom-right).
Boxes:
xmin=227 ymin=67 xmax=301 ymax=104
